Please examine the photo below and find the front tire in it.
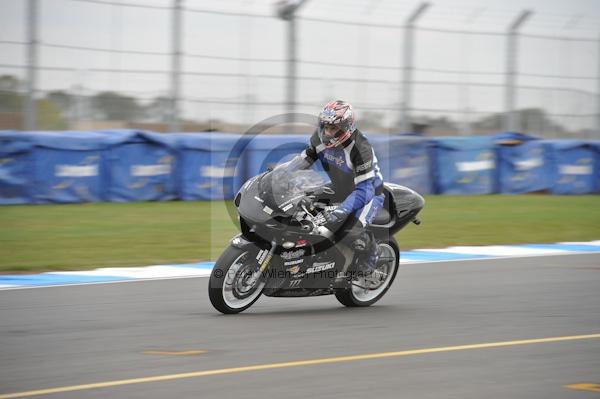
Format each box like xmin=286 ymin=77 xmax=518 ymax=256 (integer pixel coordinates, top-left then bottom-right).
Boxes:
xmin=335 ymin=239 xmax=400 ymax=307
xmin=208 ymin=245 xmax=265 ymax=314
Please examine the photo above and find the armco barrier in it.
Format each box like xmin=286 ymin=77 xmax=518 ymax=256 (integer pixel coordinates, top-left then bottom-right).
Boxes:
xmin=495 ymin=132 xmax=552 ymax=194
xmin=429 ymin=136 xmax=497 ymax=194
xmin=543 ymin=139 xmax=598 ymax=195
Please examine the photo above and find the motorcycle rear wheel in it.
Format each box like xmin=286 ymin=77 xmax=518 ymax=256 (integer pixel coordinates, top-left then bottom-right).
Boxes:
xmin=208 ymin=245 xmax=265 ymax=314
xmin=335 ymin=238 xmax=400 ymax=307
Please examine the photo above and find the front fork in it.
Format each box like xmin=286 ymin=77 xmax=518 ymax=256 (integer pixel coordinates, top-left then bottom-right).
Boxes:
xmin=246 ymin=240 xmax=276 ymax=287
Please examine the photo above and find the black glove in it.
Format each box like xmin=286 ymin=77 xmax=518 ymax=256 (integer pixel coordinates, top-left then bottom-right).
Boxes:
xmin=323 ymin=208 xmax=348 ymax=232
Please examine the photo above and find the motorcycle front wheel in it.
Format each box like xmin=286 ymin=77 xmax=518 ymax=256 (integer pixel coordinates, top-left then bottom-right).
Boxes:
xmin=208 ymin=245 xmax=266 ymax=314
xmin=335 ymin=238 xmax=400 ymax=307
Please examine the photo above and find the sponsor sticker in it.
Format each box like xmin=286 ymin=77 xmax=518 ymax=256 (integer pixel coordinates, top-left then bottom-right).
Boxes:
xmin=393 ymin=167 xmax=419 ymax=179
xmin=201 ymin=166 xmax=235 ymax=178
xmin=280 ymin=194 xmax=305 ymax=208
xmin=55 ymin=165 xmax=99 ymax=177
xmin=456 ymin=160 xmax=495 ymax=172
xmin=356 ymin=160 xmax=372 ymax=172
xmin=286 ymin=265 xmax=301 ymax=275
xmin=256 ymin=250 xmax=268 ymax=264
xmin=284 ymin=259 xmax=303 ymax=267
xmin=324 ymin=153 xmax=345 ymax=166
xmin=281 ymin=249 xmax=305 ymax=260
xmin=131 ymin=164 xmax=171 ymax=177
xmin=306 ymin=261 xmax=335 ymax=274
xmin=514 ymin=158 xmax=543 ymax=171
xmin=263 ymin=206 xmax=273 ymax=215
xmin=288 ymin=279 xmax=302 ymax=288
xmin=559 ymin=164 xmax=593 ymax=175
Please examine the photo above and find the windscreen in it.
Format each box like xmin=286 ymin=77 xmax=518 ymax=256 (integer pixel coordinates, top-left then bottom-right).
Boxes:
xmin=258 ymin=166 xmax=326 ymax=214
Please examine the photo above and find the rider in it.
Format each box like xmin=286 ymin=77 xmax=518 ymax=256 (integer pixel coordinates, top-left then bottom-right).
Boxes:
xmin=284 ymin=100 xmax=385 ymax=272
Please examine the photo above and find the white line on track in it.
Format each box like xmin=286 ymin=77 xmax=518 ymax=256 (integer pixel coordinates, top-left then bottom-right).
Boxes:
xmin=1 ymin=251 xmax=598 ymax=291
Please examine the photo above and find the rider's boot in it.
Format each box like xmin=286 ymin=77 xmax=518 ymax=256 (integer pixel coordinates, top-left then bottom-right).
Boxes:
xmin=353 ymin=230 xmax=379 ymax=275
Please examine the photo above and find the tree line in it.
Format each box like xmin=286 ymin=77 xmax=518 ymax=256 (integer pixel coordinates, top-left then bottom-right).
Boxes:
xmin=0 ymin=75 xmax=171 ymax=129
xmin=1 ymin=74 xmax=566 ymax=135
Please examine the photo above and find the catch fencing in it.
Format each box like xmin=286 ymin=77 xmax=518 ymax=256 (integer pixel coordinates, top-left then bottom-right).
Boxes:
xmin=1 ymin=1 xmax=598 ymax=137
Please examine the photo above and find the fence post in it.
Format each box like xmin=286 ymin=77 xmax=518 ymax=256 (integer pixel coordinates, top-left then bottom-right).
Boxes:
xmin=287 ymin=16 xmax=297 ymax=125
xmin=25 ymin=0 xmax=39 ymax=131
xmin=169 ymin=0 xmax=182 ymax=132
xmin=597 ymin=34 xmax=600 ymax=138
xmin=240 ymin=2 xmax=255 ymax=127
xmin=276 ymin=0 xmax=309 ymax=127
xmin=354 ymin=0 xmax=384 ymax=115
xmin=504 ymin=10 xmax=532 ymax=132
xmin=401 ymin=2 xmax=429 ymax=134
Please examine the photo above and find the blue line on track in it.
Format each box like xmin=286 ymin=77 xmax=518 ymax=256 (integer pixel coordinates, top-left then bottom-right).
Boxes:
xmin=167 ymin=262 xmax=216 ymax=269
xmin=1 ymin=243 xmax=598 ymax=290
xmin=401 ymin=251 xmax=490 ymax=261
xmin=518 ymin=244 xmax=600 ymax=252
xmin=0 ymin=274 xmax=129 ymax=287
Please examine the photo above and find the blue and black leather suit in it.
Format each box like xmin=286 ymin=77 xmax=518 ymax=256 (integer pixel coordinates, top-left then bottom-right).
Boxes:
xmin=300 ymin=128 xmax=385 ymax=267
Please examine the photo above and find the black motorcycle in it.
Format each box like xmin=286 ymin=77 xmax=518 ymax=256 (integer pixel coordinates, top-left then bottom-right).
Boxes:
xmin=208 ymin=166 xmax=424 ymax=314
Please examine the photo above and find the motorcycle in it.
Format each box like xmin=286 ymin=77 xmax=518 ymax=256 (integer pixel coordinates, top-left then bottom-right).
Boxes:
xmin=208 ymin=165 xmax=424 ymax=314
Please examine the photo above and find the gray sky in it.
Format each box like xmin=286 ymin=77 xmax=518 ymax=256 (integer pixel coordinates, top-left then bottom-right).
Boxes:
xmin=1 ymin=0 xmax=599 ymax=132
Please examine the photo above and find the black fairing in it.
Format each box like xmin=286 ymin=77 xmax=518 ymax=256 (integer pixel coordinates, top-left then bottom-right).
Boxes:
xmin=231 ymin=170 xmax=423 ymax=298
xmin=235 ymin=171 xmax=424 ymax=244
xmin=368 ymin=183 xmax=425 ymax=237
xmin=262 ymin=244 xmax=346 ymax=297
xmin=236 ymin=173 xmax=272 ymax=225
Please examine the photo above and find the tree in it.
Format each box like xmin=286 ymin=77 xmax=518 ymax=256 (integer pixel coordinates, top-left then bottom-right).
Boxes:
xmin=0 ymin=75 xmax=20 ymax=91
xmin=519 ymin=108 xmax=564 ymax=133
xmin=472 ymin=108 xmax=564 ymax=133
xmin=0 ymin=75 xmax=67 ymax=129
xmin=36 ymin=99 xmax=68 ymax=130
xmin=397 ymin=115 xmax=457 ymax=135
xmin=46 ymin=90 xmax=73 ymax=117
xmin=91 ymin=91 xmax=143 ymax=121
xmin=143 ymin=95 xmax=171 ymax=122
xmin=0 ymin=75 xmax=23 ymax=113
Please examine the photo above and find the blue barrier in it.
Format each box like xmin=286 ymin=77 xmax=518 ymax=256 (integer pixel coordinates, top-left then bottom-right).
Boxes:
xmin=176 ymin=133 xmax=248 ymax=200
xmin=429 ymin=136 xmax=497 ymax=194
xmin=243 ymin=134 xmax=312 ymax=179
xmin=0 ymin=131 xmax=34 ymax=204
xmin=24 ymin=131 xmax=124 ymax=203
xmin=495 ymin=132 xmax=552 ymax=194
xmin=594 ymin=141 xmax=600 ymax=193
xmin=1 ymin=131 xmax=599 ymax=204
xmin=369 ymin=134 xmax=432 ymax=194
xmin=543 ymin=140 xmax=598 ymax=195
xmin=98 ymin=130 xmax=178 ymax=202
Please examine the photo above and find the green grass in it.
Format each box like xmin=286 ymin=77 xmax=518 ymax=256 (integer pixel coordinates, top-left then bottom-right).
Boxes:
xmin=0 ymin=195 xmax=599 ymax=273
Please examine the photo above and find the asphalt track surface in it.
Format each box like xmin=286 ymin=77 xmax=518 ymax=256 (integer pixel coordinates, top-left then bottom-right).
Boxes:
xmin=1 ymin=254 xmax=599 ymax=399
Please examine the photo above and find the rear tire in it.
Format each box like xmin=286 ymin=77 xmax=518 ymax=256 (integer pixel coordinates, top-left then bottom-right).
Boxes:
xmin=208 ymin=245 xmax=265 ymax=314
xmin=335 ymin=238 xmax=400 ymax=307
